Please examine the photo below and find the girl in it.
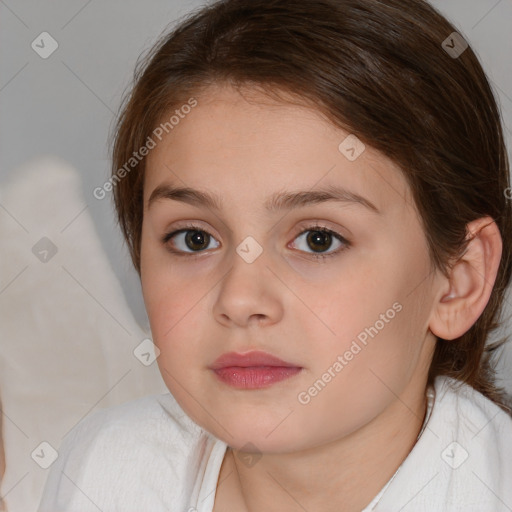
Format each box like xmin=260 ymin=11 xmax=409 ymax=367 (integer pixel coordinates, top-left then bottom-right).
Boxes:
xmin=39 ymin=0 xmax=512 ymax=510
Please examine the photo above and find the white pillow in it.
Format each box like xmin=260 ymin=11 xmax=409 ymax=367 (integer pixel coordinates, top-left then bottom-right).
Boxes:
xmin=0 ymin=156 xmax=167 ymax=512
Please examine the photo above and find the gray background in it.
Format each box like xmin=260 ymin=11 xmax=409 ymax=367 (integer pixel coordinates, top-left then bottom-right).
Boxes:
xmin=1 ymin=0 xmax=512 ymax=385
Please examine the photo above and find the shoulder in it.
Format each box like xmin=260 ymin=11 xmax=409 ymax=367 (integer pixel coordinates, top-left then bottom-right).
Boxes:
xmin=80 ymin=391 xmax=203 ymax=439
xmin=38 ymin=393 xmax=211 ymax=512
xmin=434 ymin=375 xmax=512 ymax=440
xmin=433 ymin=377 xmax=512 ymax=508
xmin=376 ymin=376 xmax=512 ymax=511
xmin=60 ymin=392 xmax=206 ymax=461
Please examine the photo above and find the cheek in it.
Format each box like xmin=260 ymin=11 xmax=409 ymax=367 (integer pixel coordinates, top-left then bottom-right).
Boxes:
xmin=143 ymin=282 xmax=202 ymax=352
xmin=305 ymin=264 xmax=418 ymax=382
xmin=293 ymin=301 xmax=419 ymax=441
xmin=140 ymin=267 xmax=213 ymax=379
xmin=141 ymin=231 xmax=189 ymax=333
xmin=302 ymin=267 xmax=392 ymax=345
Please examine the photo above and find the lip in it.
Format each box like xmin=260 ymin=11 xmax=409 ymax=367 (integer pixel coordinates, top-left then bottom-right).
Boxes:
xmin=209 ymin=351 xmax=303 ymax=390
xmin=210 ymin=350 xmax=299 ymax=370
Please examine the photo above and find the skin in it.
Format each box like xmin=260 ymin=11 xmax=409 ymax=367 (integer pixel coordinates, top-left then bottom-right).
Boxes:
xmin=140 ymin=83 xmax=502 ymax=512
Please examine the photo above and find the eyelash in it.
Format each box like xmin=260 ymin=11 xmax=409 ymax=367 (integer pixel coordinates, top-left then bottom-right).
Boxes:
xmin=161 ymin=223 xmax=351 ymax=262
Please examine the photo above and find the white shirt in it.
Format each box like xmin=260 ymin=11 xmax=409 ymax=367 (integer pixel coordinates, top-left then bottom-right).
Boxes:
xmin=38 ymin=375 xmax=512 ymax=512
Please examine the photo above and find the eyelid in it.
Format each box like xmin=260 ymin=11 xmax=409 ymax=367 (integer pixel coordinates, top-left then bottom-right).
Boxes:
xmin=164 ymin=220 xmax=218 ymax=238
xmin=292 ymin=219 xmax=347 ymax=238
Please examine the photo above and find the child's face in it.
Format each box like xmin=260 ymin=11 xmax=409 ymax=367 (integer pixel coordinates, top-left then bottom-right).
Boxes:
xmin=141 ymin=83 xmax=440 ymax=452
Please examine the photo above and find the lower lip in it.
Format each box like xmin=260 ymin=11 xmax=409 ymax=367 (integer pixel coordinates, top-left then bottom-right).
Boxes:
xmin=212 ymin=366 xmax=302 ymax=389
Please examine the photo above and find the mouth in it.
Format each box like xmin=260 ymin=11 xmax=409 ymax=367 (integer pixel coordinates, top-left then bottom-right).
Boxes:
xmin=209 ymin=350 xmax=303 ymax=390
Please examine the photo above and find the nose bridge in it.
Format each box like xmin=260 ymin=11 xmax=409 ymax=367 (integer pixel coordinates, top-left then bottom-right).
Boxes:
xmin=223 ymin=205 xmax=294 ymax=288
xmin=214 ymin=190 xmax=291 ymax=282
xmin=212 ymin=231 xmax=284 ymax=326
xmin=226 ymin=232 xmax=271 ymax=288
xmin=221 ymin=198 xmax=276 ymax=264
xmin=235 ymin=231 xmax=266 ymax=264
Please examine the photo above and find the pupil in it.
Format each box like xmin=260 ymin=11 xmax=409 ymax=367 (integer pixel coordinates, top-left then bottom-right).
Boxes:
xmin=307 ymin=231 xmax=331 ymax=252
xmin=186 ymin=230 xmax=209 ymax=251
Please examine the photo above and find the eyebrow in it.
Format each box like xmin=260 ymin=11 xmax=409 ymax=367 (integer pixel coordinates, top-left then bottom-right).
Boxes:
xmin=147 ymin=183 xmax=380 ymax=214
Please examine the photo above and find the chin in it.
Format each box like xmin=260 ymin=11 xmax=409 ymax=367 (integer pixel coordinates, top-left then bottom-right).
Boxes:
xmin=207 ymin=418 xmax=306 ymax=453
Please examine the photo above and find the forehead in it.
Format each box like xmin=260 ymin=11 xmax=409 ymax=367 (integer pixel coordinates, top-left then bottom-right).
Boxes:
xmin=143 ymin=84 xmax=412 ymax=217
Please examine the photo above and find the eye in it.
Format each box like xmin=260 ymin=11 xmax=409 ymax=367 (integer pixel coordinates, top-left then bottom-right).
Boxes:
xmin=289 ymin=225 xmax=350 ymax=261
xmin=162 ymin=223 xmax=351 ymax=261
xmin=162 ymin=223 xmax=219 ymax=255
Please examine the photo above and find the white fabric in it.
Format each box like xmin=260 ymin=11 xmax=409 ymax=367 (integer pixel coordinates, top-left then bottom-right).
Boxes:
xmin=37 ymin=375 xmax=512 ymax=512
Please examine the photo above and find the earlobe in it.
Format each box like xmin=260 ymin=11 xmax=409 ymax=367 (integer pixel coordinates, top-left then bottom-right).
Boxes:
xmin=429 ymin=216 xmax=502 ymax=341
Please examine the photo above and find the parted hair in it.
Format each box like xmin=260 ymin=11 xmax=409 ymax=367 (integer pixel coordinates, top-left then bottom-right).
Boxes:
xmin=109 ymin=0 xmax=512 ymax=413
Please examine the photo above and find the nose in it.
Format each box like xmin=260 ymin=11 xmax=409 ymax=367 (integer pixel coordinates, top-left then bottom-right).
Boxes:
xmin=212 ymin=248 xmax=284 ymax=328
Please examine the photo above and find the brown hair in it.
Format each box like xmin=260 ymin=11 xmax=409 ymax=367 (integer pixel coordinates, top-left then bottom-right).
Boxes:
xmin=109 ymin=0 xmax=512 ymax=413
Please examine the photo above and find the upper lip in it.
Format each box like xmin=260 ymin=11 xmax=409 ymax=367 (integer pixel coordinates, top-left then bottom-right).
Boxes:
xmin=210 ymin=350 xmax=300 ymax=370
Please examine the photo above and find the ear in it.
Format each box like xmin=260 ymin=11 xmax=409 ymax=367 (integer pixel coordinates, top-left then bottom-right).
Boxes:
xmin=429 ymin=216 xmax=502 ymax=340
